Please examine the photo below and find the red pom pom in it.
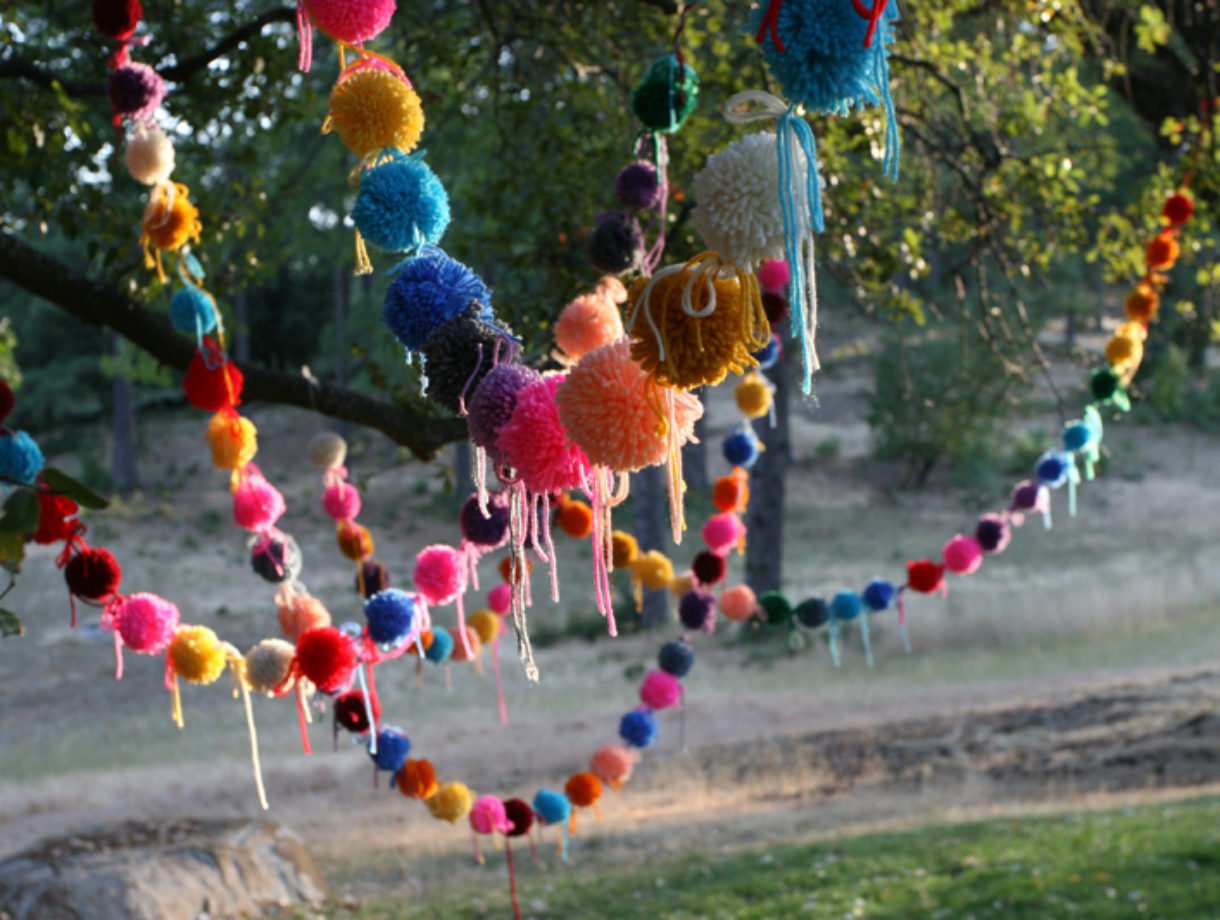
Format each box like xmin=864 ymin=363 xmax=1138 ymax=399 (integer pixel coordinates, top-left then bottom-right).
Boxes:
xmin=64 ymin=546 xmax=122 ymax=600
xmin=1163 ymin=191 xmax=1194 ymax=226
xmin=93 ymin=0 xmax=142 ymax=40
xmin=34 ymin=490 xmax=80 ymax=545
xmin=183 ymin=339 xmax=243 ymax=412
xmin=691 ymin=550 xmax=726 ymax=586
xmin=334 ymin=687 xmax=380 ymax=733
xmin=0 ymin=379 xmax=13 ymax=424
xmin=295 ymin=625 xmax=357 ymax=693
xmin=906 ymin=559 xmax=945 ymax=594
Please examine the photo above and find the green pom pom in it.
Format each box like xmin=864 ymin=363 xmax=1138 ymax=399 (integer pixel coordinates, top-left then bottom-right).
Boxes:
xmin=757 ymin=590 xmax=792 ymax=626
xmin=632 ymin=55 xmax=699 ymax=133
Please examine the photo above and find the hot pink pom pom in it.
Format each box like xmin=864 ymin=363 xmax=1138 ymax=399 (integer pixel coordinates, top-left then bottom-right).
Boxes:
xmin=943 ymin=534 xmax=983 ymax=575
xmin=413 ymin=544 xmax=467 ymax=606
xmin=590 ymin=743 xmax=636 ymax=789
xmin=233 ymin=467 xmax=287 ymax=532
xmin=496 ymin=375 xmax=590 ymax=494
xmin=322 ymin=480 xmax=362 ymax=522
xmin=702 ymin=512 xmax=745 ymax=556
xmin=639 ymin=669 xmax=682 ymax=710
xmin=756 ymin=259 xmax=790 ymax=294
xmin=487 ymin=583 xmax=512 ymax=615
xmin=305 ymin=0 xmax=396 ymax=43
xmin=718 ymin=584 xmax=758 ymax=622
xmin=554 ymin=293 xmax=624 ymax=363
xmin=113 ymin=592 xmax=180 ymax=654
xmin=469 ymin=795 xmax=513 ymax=835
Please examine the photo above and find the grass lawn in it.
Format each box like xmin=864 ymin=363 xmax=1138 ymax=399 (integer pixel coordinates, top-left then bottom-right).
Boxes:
xmin=316 ymin=796 xmax=1220 ymax=919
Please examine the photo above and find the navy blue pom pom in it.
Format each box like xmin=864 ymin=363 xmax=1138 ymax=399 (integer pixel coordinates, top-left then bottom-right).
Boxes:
xmin=364 ymin=588 xmax=416 ymax=647
xmin=658 ymin=639 xmax=694 ymax=677
xmin=722 ymin=427 xmax=761 ymax=469
xmin=381 ymin=245 xmax=493 ymax=353
xmin=753 ymin=334 xmax=781 ymax=370
xmin=619 ymin=709 xmax=659 ymax=748
xmin=1035 ymin=450 xmax=1071 ymax=488
xmin=354 ymin=152 xmax=451 ymax=254
xmin=794 ymin=596 xmax=829 ymax=629
xmin=862 ymin=579 xmax=896 ymax=612
xmin=369 ymin=726 xmax=411 ymax=773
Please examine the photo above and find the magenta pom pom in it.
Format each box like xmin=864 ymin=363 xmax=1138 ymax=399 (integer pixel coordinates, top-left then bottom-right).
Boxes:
xmin=943 ymin=534 xmax=983 ymax=575
xmin=756 ymin=259 xmax=790 ymax=294
xmin=413 ymin=544 xmax=467 ymax=606
xmin=639 ymin=669 xmax=683 ymax=710
xmin=233 ymin=468 xmax=287 ymax=532
xmin=469 ymin=795 xmax=513 ymax=835
xmin=487 ymin=583 xmax=512 ymax=615
xmin=322 ymin=480 xmax=362 ymax=522
xmin=111 ymin=592 xmax=180 ymax=654
xmin=305 ymin=0 xmax=395 ymax=43
xmin=702 ymin=512 xmax=745 ymax=556
xmin=496 ymin=375 xmax=590 ymax=494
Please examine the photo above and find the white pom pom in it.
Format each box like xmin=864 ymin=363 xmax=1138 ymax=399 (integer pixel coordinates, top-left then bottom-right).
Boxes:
xmin=308 ymin=431 xmax=348 ymax=470
xmin=124 ymin=120 xmax=176 ymax=186
xmin=691 ymin=131 xmax=807 ymax=268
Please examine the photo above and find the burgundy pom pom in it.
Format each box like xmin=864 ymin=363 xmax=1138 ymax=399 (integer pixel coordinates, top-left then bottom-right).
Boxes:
xmin=0 ymin=379 xmax=13 ymax=424
xmin=357 ymin=560 xmax=391 ymax=598
xmin=503 ymin=797 xmax=534 ymax=837
xmin=690 ymin=550 xmax=726 ymax=587
xmin=93 ymin=0 xmax=143 ymax=40
xmin=64 ymin=546 xmax=122 ymax=600
xmin=334 ymin=687 xmax=380 ymax=733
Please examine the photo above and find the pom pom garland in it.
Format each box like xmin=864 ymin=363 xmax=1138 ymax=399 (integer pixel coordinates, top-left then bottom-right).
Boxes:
xmin=619 ymin=709 xmax=660 ymax=748
xmin=325 ymin=68 xmax=423 ymax=159
xmin=93 ymin=0 xmax=143 ymax=40
xmin=370 ymin=726 xmax=411 ymax=774
xmin=470 ymin=796 xmax=513 ymax=835
xmin=322 ymin=480 xmax=362 ymax=522
xmin=382 ymin=245 xmax=493 ymax=353
xmin=861 ymin=579 xmax=897 ymax=612
xmin=449 ymin=626 xmax=482 ymax=663
xmin=753 ymin=333 xmax=781 ymax=370
xmin=591 ymin=744 xmax=636 ymax=791
xmin=397 ymin=758 xmax=438 ymax=799
xmin=588 ymin=211 xmax=645 ymax=275
xmin=427 ymin=781 xmax=474 ymax=823
xmin=467 ymin=363 xmax=542 ymax=458
xmin=975 ymin=514 xmax=1012 ymax=554
xmin=678 ymin=588 xmax=716 ymax=633
xmin=109 ymin=592 xmax=180 ymax=655
xmin=557 ymin=498 xmax=594 ymax=539
xmin=611 ymin=530 xmax=640 ymax=569
xmin=632 ymin=55 xmax=699 ymax=133
xmin=336 ymin=520 xmax=375 ymax=561
xmin=276 ymin=588 xmax=331 ymax=640
xmin=364 ymin=589 xmax=416 ymax=648
xmin=0 ymin=379 xmax=11 ymax=424
xmin=829 ymin=591 xmax=862 ymax=621
xmin=1145 ymin=231 xmax=1180 ymax=270
xmin=420 ymin=307 xmax=512 ymax=416
xmin=334 ymin=687 xmax=380 ymax=733
xmin=169 ymin=286 xmax=218 ymax=339
xmin=497 ymin=376 xmax=590 ymax=494
xmin=712 ymin=472 xmax=749 ymax=513
xmin=233 ymin=469 xmax=287 ymax=532
xmin=691 ymin=550 xmax=726 ymax=586
xmin=244 ymin=638 xmax=296 ymax=694
xmin=532 ymin=789 xmax=571 ymax=827
xmin=459 ymin=492 xmax=510 ymax=549
xmin=658 ymin=639 xmax=694 ymax=677
xmin=207 ymin=411 xmax=258 ymax=471
xmin=424 ymin=625 xmax=455 ymax=663
xmin=183 ymin=342 xmax=243 ymax=413
xmin=304 ymin=0 xmax=396 ymax=45
xmin=758 ymin=590 xmax=792 ymax=625
xmin=554 ymin=293 xmax=625 ymax=364
xmin=467 ymin=609 xmax=500 ymax=644
xmin=756 ymin=259 xmax=790 ymax=293
xmin=307 ymin=431 xmax=347 ymax=470
xmin=503 ymin=798 xmax=534 ymax=836
xmin=722 ymin=426 xmax=762 ymax=469
xmin=906 ymin=560 xmax=946 ymax=595
xmin=1163 ymin=191 xmax=1194 ymax=226
xmin=141 ymin=183 xmax=202 ymax=275
xmin=702 ymin=512 xmax=745 ymax=556
xmin=251 ymin=534 xmax=303 ymax=584
xmin=1125 ymin=282 xmax=1160 ymax=324
xmin=109 ymin=62 xmax=166 ymax=123
xmin=564 ymin=772 xmax=603 ymax=810
xmin=65 ymin=546 xmax=122 ymax=601
xmin=167 ymin=625 xmax=228 ymax=686
xmin=632 ymin=550 xmax=674 ymax=592
xmin=358 ymin=560 xmax=391 ymax=598
xmin=735 ymin=373 xmax=773 ymax=419
xmin=942 ymin=535 xmax=983 ymax=576
xmin=794 ymin=596 xmax=830 ymax=629
xmin=413 ymin=544 xmax=467 ymax=606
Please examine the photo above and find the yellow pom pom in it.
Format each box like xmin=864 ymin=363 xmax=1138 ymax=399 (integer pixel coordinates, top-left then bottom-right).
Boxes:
xmin=632 ymin=550 xmax=674 ymax=591
xmin=426 ymin=781 xmax=474 ymax=823
xmin=207 ymin=411 xmax=258 ymax=470
xmin=467 ymin=609 xmax=501 ymax=645
xmin=734 ymin=372 xmax=772 ymax=419
xmin=326 ymin=69 xmax=424 ymax=159
xmin=610 ymin=530 xmax=639 ymax=569
xmin=1105 ymin=321 xmax=1146 ymax=369
xmin=668 ymin=573 xmax=694 ymax=597
xmin=168 ymin=625 xmax=228 ymax=686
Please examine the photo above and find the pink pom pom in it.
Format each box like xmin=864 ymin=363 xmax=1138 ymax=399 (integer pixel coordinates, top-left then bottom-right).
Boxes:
xmin=487 ymin=583 xmax=512 ymax=615
xmin=639 ymin=669 xmax=682 ymax=710
xmin=322 ymin=480 xmax=362 ymax=522
xmin=590 ymin=743 xmax=636 ymax=789
xmin=718 ymin=584 xmax=758 ymax=622
xmin=943 ymin=534 xmax=983 ymax=575
xmin=496 ymin=375 xmax=590 ymax=494
xmin=112 ymin=592 xmax=180 ymax=654
xmin=469 ymin=795 xmax=513 ymax=835
xmin=555 ymin=293 xmax=624 ymax=363
xmin=232 ymin=467 xmax=287 ymax=532
xmin=756 ymin=259 xmax=790 ymax=294
xmin=305 ymin=0 xmax=396 ymax=43
xmin=413 ymin=544 xmax=467 ymax=606
xmin=702 ymin=512 xmax=745 ymax=556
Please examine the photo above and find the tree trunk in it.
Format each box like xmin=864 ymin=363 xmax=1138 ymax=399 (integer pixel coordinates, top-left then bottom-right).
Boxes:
xmin=633 ymin=463 xmax=669 ymax=629
xmin=745 ymin=343 xmax=791 ymax=595
xmin=110 ymin=334 xmax=138 ymax=497
xmin=683 ymin=386 xmax=709 ymax=493
xmin=233 ymin=289 xmax=251 ymax=364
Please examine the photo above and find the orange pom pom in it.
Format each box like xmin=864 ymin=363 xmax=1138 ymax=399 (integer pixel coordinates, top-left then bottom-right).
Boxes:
xmin=404 ymin=628 xmax=435 ymax=654
xmin=141 ymin=183 xmax=202 ymax=257
xmin=498 ymin=553 xmax=533 ymax=585
xmin=555 ymin=293 xmax=624 ymax=364
xmin=1124 ymin=281 xmax=1159 ymax=323
xmin=557 ymin=499 xmax=594 ymax=538
xmin=712 ymin=470 xmax=749 ymax=513
xmin=1145 ymin=231 xmax=1180 ymax=271
xmin=397 ymin=758 xmax=439 ymax=799
xmin=590 ymin=744 xmax=636 ymax=790
xmin=564 ymin=771 xmax=603 ymax=808
xmin=449 ymin=626 xmax=482 ymax=662
xmin=336 ymin=520 xmax=375 ymax=561
xmin=206 ymin=410 xmax=258 ymax=471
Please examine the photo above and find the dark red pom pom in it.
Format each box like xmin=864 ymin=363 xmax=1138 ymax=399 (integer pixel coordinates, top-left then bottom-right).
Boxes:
xmin=183 ymin=339 xmax=243 ymax=412
xmin=691 ymin=550 xmax=726 ymax=587
xmin=93 ymin=0 xmax=142 ymax=40
xmin=1163 ymin=192 xmax=1194 ymax=226
xmin=906 ymin=559 xmax=945 ymax=594
xmin=0 ymin=379 xmax=13 ymax=424
xmin=762 ymin=291 xmax=789 ymax=327
xmin=64 ymin=546 xmax=122 ymax=600
xmin=503 ymin=797 xmax=534 ymax=837
xmin=296 ymin=625 xmax=357 ymax=693
xmin=334 ymin=687 xmax=381 ymax=733
xmin=34 ymin=491 xmax=80 ymax=545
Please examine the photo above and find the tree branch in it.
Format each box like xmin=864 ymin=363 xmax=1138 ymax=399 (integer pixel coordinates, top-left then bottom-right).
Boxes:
xmin=0 ymin=230 xmax=467 ymax=459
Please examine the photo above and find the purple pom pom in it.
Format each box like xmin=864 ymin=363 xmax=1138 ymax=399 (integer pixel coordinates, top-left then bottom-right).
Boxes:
xmin=467 ymin=363 xmax=541 ymax=459
xmin=615 ymin=160 xmax=664 ymax=211
xmin=678 ymin=589 xmax=716 ymax=633
xmin=459 ymin=492 xmax=510 ymax=550
xmin=108 ymin=62 xmax=166 ymax=122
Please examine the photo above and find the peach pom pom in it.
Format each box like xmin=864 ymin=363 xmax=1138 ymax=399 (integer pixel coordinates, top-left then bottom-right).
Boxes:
xmin=555 ymin=293 xmax=624 ymax=363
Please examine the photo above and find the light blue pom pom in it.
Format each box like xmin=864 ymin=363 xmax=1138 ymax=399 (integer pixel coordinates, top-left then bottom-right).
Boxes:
xmin=354 ymin=152 xmax=451 ymax=254
xmin=0 ymin=431 xmax=44 ymax=486
xmin=169 ymin=286 xmax=218 ymax=338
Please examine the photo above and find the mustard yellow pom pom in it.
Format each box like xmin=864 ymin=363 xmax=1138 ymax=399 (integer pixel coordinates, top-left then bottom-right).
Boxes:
xmin=207 ymin=411 xmax=258 ymax=470
xmin=426 ymin=781 xmax=474 ymax=823
xmin=735 ymin=372 xmax=772 ymax=419
xmin=168 ymin=625 xmax=228 ymax=686
xmin=467 ymin=609 xmax=501 ymax=645
xmin=611 ymin=530 xmax=639 ymax=569
xmin=633 ymin=550 xmax=674 ymax=591
xmin=141 ymin=182 xmax=202 ymax=254
xmin=326 ymin=70 xmax=424 ymax=159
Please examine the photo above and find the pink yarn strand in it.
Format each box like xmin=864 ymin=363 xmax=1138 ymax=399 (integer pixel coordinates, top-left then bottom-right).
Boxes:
xmin=455 ymin=593 xmax=472 ymax=659
xmin=295 ymin=0 xmax=313 ymax=72
xmin=296 ymin=682 xmax=313 ymax=755
xmin=113 ymin=629 xmax=124 ymax=681
xmin=542 ymin=500 xmax=559 ymax=603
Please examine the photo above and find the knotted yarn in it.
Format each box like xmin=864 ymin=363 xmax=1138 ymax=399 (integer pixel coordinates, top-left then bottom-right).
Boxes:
xmin=0 ymin=431 xmax=44 ymax=486
xmin=632 ymin=54 xmax=699 ymax=133
xmin=125 ymin=119 xmax=175 ymax=186
xmin=381 ymin=245 xmax=493 ymax=353
xmin=325 ymin=67 xmax=423 ymax=159
xmin=352 ymin=150 xmax=450 ymax=272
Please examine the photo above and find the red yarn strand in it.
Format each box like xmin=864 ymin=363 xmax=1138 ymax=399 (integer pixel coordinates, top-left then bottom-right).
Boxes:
xmin=754 ymin=0 xmax=786 ymax=52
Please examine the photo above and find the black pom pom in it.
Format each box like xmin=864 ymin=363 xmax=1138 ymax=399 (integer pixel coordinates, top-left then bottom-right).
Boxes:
xmin=588 ymin=212 xmax=644 ymax=274
xmin=421 ymin=304 xmax=514 ymax=415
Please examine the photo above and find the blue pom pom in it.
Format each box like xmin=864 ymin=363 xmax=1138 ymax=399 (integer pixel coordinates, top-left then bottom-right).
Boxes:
xmin=830 ymin=590 xmax=862 ymax=621
xmin=1062 ymin=422 xmax=1092 ymax=452
xmin=658 ymin=639 xmax=694 ymax=678
xmin=354 ymin=153 xmax=451 ymax=254
xmin=424 ymin=625 xmax=454 ymax=663
xmin=381 ymin=245 xmax=494 ymax=353
xmin=619 ymin=709 xmax=659 ymax=748
xmin=169 ymin=286 xmax=218 ymax=337
xmin=753 ymin=334 xmax=781 ymax=371
xmin=369 ymin=726 xmax=411 ymax=773
xmin=1035 ymin=450 xmax=1071 ymax=488
xmin=532 ymin=788 xmax=571 ymax=825
xmin=0 ymin=431 xmax=44 ymax=486
xmin=862 ymin=579 xmax=896 ymax=612
xmin=363 ymin=589 xmax=416 ymax=647
xmin=722 ymin=427 xmax=761 ymax=469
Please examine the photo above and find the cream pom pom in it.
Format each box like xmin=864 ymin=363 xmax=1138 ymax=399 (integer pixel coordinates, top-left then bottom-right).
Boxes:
xmin=308 ymin=431 xmax=348 ymax=470
xmin=124 ymin=120 xmax=176 ymax=186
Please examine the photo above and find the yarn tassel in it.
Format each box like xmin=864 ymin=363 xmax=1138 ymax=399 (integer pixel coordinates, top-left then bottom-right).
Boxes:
xmin=506 ymin=839 xmax=522 ymax=920
xmin=896 ymin=588 xmax=912 ymax=653
xmin=169 ymin=672 xmax=184 ymax=729
xmin=507 ymin=484 xmax=539 ymax=682
xmin=663 ymin=387 xmax=686 ymax=544
xmin=295 ymin=0 xmax=313 ymax=72
xmin=356 ymin=663 xmax=377 ymax=755
xmin=590 ymin=467 xmax=618 ymax=636
xmin=528 ymin=827 xmax=538 ymax=862
xmin=858 ymin=616 xmax=874 ymax=668
xmin=354 ymin=230 xmax=373 ymax=276
xmin=113 ymin=628 xmax=125 ymax=681
xmin=558 ymin=823 xmax=570 ymax=862
xmin=236 ymin=668 xmax=270 ymax=810
xmin=492 ymin=635 xmax=508 ymax=725
xmin=475 ymin=446 xmax=490 ymax=513
xmin=296 ymin=681 xmax=313 ymax=755
xmin=827 ymin=619 xmax=841 ymax=668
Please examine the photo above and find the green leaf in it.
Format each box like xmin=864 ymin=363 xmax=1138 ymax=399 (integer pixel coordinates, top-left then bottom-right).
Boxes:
xmin=40 ymin=467 xmax=109 ymax=510
xmin=0 ymin=608 xmax=24 ymax=638
xmin=0 ymin=489 xmax=39 ymax=534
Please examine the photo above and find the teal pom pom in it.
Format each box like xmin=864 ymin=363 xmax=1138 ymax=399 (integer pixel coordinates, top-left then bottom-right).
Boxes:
xmin=533 ymin=788 xmax=571 ymax=825
xmin=169 ymin=286 xmax=218 ymax=337
xmin=354 ymin=152 xmax=451 ymax=254
xmin=0 ymin=431 xmax=44 ymax=486
xmin=425 ymin=624 xmax=454 ymax=663
xmin=830 ymin=590 xmax=862 ymax=621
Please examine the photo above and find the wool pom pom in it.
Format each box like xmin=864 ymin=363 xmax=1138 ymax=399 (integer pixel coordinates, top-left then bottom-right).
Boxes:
xmin=93 ymin=0 xmax=142 ymax=40
xmin=1091 ymin=367 xmax=1121 ymax=402
xmin=619 ymin=709 xmax=659 ymax=748
xmin=34 ymin=491 xmax=77 ymax=546
xmin=691 ymin=550 xmax=726 ymax=587
xmin=277 ymin=590 xmax=331 ymax=640
xmin=1145 ymin=231 xmax=1180 ymax=271
xmin=692 ymin=132 xmax=797 ymax=267
xmin=1035 ymin=451 xmax=1072 ymax=488
xmin=862 ymin=579 xmax=897 ymax=612
xmin=906 ymin=560 xmax=945 ymax=595
xmin=467 ymin=609 xmax=500 ymax=644
xmin=208 ymin=410 xmax=258 ymax=471
xmin=109 ymin=62 xmax=166 ymax=122
xmin=588 ymin=211 xmax=646 ymax=276
xmin=658 ymin=638 xmax=694 ymax=677
xmin=794 ymin=596 xmax=830 ymax=629
xmin=427 ymin=781 xmax=474 ymax=823
xmin=564 ymin=772 xmax=603 ymax=809
xmin=554 ymin=293 xmax=625 ymax=364
xmin=358 ymin=560 xmax=391 ymax=598
xmin=397 ymin=758 xmax=438 ymax=799
xmin=460 ymin=492 xmax=510 ymax=549
xmin=532 ymin=789 xmax=571 ymax=826
xmin=322 ymin=480 xmax=361 ymax=521
xmin=610 ymin=530 xmax=640 ymax=569
xmin=1163 ymin=191 xmax=1194 ymax=226
xmin=497 ymin=375 xmax=590 ymax=494
xmin=167 ymin=625 xmax=227 ymax=685
xmin=632 ymin=55 xmax=699 ymax=133
xmin=975 ymin=514 xmax=1011 ymax=554
xmin=556 ymin=498 xmax=593 ymax=539
xmin=370 ymin=726 xmax=411 ymax=774
xmin=722 ymin=427 xmax=762 ymax=469
xmin=669 ymin=573 xmax=695 ymax=597
xmin=467 ymin=363 xmax=542 ymax=458
xmin=141 ymin=182 xmax=201 ymax=254
xmin=0 ymin=431 xmax=44 ymax=486
xmin=757 ymin=259 xmax=790 ymax=294
xmin=244 ymin=638 xmax=296 ymax=694
xmin=678 ymin=589 xmax=716 ymax=633
xmin=295 ymin=625 xmax=356 ymax=693
xmin=1104 ymin=332 xmax=1142 ymax=368
xmin=632 ymin=550 xmax=673 ymax=591
xmin=762 ymin=291 xmax=790 ymax=328
xmin=233 ymin=469 xmax=286 ymax=532
xmin=125 ymin=119 xmax=174 ymax=186
xmin=596 ymin=276 xmax=629 ymax=305
xmin=719 ymin=584 xmax=758 ymax=622
xmin=169 ymin=286 xmax=218 ymax=337
xmin=735 ymin=373 xmax=772 ymax=419
xmin=183 ymin=342 xmax=243 ymax=412
xmin=702 ymin=512 xmax=744 ymax=555
xmin=355 ymin=156 xmax=446 ymax=251
xmin=1009 ymin=480 xmax=1045 ymax=514
xmin=326 ymin=69 xmax=423 ymax=159
xmin=470 ymin=796 xmax=513 ymax=835
xmin=364 ymin=589 xmax=416 ymax=648
xmin=1063 ymin=421 xmax=1095 ymax=453
xmin=112 ymin=592 xmax=179 ymax=653
xmin=498 ymin=554 xmax=534 ymax=585
xmin=251 ymin=534 xmax=302 ymax=584
xmin=449 ymin=626 xmax=482 ymax=662
xmin=503 ymin=798 xmax=534 ymax=836
xmin=616 ymin=159 xmax=664 ymax=211
xmin=1125 ymin=282 xmax=1159 ymax=324
xmin=414 ymin=544 xmax=467 ymax=606
xmin=753 ymin=334 xmax=781 ymax=370
xmin=305 ymin=0 xmax=395 ymax=42
xmin=334 ymin=687 xmax=379 ymax=733
xmin=712 ymin=473 xmax=749 ymax=514
xmin=830 ymin=591 xmax=862 ymax=621
xmin=382 ymin=245 xmax=493 ymax=353
xmin=639 ymin=669 xmax=683 ymax=710
xmin=337 ymin=520 xmax=375 ymax=561
xmin=942 ymin=535 xmax=983 ymax=576
xmin=424 ymin=625 xmax=454 ymax=662
xmin=758 ymin=590 xmax=792 ymax=625
xmin=65 ymin=547 xmax=122 ymax=600
xmin=487 ymin=583 xmax=512 ymax=615
xmin=556 ymin=340 xmax=702 ymax=473
xmin=591 ymin=743 xmax=637 ymax=790
xmin=308 ymin=431 xmax=347 ymax=470
xmin=421 ymin=305 xmax=511 ymax=415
